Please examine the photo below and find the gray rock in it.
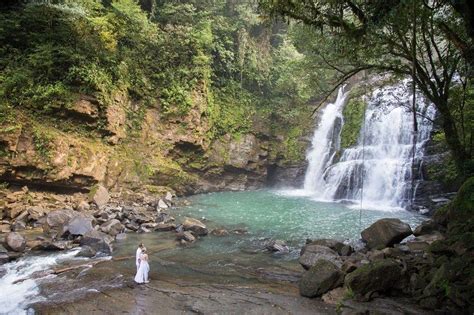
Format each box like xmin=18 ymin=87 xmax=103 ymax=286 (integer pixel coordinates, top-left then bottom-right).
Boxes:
xmin=156 ymin=213 xmax=175 ymax=224
xmin=157 ymin=199 xmax=168 ymax=209
xmin=132 ymin=213 xmax=154 ymax=224
xmin=299 ymin=259 xmax=344 ymax=297
xmin=344 ymin=259 xmax=403 ymax=301
xmin=177 ymin=231 xmax=196 ymax=243
xmin=141 ymin=222 xmax=158 ymax=230
xmin=367 ymin=250 xmax=385 ymax=261
xmin=155 ymin=223 xmax=176 ymax=231
xmin=125 ymin=221 xmax=140 ymax=232
xmin=306 ymin=239 xmax=353 ymax=256
xmin=266 ymin=240 xmax=289 ymax=253
xmin=413 ymin=220 xmax=440 ymax=236
xmin=138 ymin=226 xmax=151 ymax=233
xmin=165 ymin=191 xmax=173 ymax=202
xmin=37 ymin=240 xmax=72 ymax=251
xmin=63 ymin=215 xmax=94 ymax=236
xmin=27 ymin=206 xmax=45 ymax=221
xmin=0 ymin=245 xmax=7 ymax=254
xmin=0 ymin=253 xmax=9 ymax=265
xmin=11 ymin=220 xmax=26 ymax=232
xmin=80 ymin=230 xmax=112 ymax=255
xmin=182 ymin=217 xmax=208 ymax=236
xmin=100 ymin=219 xmax=123 ymax=236
xmin=361 ymin=218 xmax=412 ymax=250
xmin=299 ymin=245 xmax=342 ymax=269
xmin=76 ymin=245 xmax=96 ymax=258
xmin=43 ymin=209 xmax=77 ymax=234
xmin=5 ymin=232 xmax=26 ymax=252
xmin=115 ymin=233 xmax=127 ymax=241
xmin=89 ymin=185 xmax=110 ymax=209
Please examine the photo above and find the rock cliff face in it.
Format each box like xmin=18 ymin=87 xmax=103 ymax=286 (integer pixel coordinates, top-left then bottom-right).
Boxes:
xmin=0 ymin=88 xmax=311 ymax=195
xmin=413 ymin=117 xmax=461 ymax=212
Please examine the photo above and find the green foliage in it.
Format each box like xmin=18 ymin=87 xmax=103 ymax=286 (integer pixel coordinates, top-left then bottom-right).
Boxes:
xmin=282 ymin=126 xmax=305 ymax=162
xmin=208 ymin=83 xmax=255 ymax=139
xmin=32 ymin=126 xmax=54 ymax=160
xmin=260 ymin=0 xmax=474 ymax=174
xmin=340 ymin=96 xmax=366 ymax=149
xmin=0 ymin=0 xmax=322 ymax=174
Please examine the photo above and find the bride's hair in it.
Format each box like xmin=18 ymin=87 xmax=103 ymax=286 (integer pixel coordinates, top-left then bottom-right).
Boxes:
xmin=139 ymin=243 xmax=144 ymax=248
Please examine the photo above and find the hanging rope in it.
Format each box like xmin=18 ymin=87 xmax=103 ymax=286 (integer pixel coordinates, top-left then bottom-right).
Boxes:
xmin=359 ymin=71 xmax=368 ymax=230
xmin=410 ymin=0 xmax=418 ymax=206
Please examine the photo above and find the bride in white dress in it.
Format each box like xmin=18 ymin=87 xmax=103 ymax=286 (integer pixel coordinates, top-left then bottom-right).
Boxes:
xmin=134 ymin=248 xmax=150 ymax=284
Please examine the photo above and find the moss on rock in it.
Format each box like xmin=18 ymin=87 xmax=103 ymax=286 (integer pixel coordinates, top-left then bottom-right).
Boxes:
xmin=340 ymin=96 xmax=366 ymax=149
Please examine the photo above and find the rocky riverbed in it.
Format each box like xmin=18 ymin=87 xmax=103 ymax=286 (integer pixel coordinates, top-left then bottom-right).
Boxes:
xmin=1 ymin=180 xmax=473 ymax=314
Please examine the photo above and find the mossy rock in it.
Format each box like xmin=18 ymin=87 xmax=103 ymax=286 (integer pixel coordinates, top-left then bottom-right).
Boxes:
xmin=340 ymin=96 xmax=366 ymax=149
xmin=344 ymin=259 xmax=403 ymax=301
xmin=433 ymin=176 xmax=474 ymax=229
xmin=447 ymin=176 xmax=474 ymax=223
xmin=299 ymin=259 xmax=343 ymax=297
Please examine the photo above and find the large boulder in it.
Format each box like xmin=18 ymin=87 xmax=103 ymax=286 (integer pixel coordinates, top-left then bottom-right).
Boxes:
xmin=43 ymin=209 xmax=77 ymax=234
xmin=361 ymin=218 xmax=412 ymax=250
xmin=299 ymin=259 xmax=344 ymax=297
xmin=80 ymin=230 xmax=112 ymax=255
xmin=299 ymin=244 xmax=342 ymax=269
xmin=413 ymin=219 xmax=441 ymax=236
xmin=5 ymin=232 xmax=26 ymax=252
xmin=344 ymin=259 xmax=403 ymax=301
xmin=100 ymin=219 xmax=124 ymax=237
xmin=88 ymin=185 xmax=110 ymax=209
xmin=182 ymin=217 xmax=208 ymax=236
xmin=63 ymin=215 xmax=94 ymax=236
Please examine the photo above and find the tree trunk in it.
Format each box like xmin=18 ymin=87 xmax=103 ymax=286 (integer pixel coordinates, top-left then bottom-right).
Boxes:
xmin=436 ymin=98 xmax=470 ymax=174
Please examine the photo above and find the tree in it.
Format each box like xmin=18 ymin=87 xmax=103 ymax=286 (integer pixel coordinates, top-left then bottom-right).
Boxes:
xmin=260 ymin=0 xmax=473 ymax=174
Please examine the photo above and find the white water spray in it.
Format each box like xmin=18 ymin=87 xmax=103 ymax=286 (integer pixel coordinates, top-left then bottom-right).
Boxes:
xmin=303 ymin=87 xmax=349 ymax=192
xmin=302 ymin=80 xmax=436 ymax=210
xmin=0 ymin=249 xmax=80 ymax=314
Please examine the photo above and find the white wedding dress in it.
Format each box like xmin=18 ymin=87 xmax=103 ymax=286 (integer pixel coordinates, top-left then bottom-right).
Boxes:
xmin=134 ymin=253 xmax=150 ymax=283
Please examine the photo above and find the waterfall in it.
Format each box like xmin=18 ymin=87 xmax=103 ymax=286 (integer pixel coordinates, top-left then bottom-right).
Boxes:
xmin=302 ymin=80 xmax=436 ymax=210
xmin=303 ymin=87 xmax=349 ymax=192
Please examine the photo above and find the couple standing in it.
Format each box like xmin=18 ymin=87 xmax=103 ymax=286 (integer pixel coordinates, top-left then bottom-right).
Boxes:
xmin=135 ymin=243 xmax=150 ymax=284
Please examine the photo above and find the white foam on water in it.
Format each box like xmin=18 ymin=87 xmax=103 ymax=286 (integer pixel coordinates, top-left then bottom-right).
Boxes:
xmin=0 ymin=249 xmax=79 ymax=314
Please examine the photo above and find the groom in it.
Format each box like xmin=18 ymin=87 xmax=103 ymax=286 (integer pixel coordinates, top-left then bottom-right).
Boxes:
xmin=136 ymin=243 xmax=145 ymax=272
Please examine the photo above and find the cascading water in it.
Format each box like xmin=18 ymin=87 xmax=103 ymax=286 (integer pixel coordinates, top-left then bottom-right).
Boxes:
xmin=303 ymin=87 xmax=349 ymax=192
xmin=303 ymin=80 xmax=436 ymax=210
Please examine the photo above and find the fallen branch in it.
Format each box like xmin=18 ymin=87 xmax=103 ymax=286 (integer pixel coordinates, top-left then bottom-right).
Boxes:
xmin=53 ymin=255 xmax=134 ymax=274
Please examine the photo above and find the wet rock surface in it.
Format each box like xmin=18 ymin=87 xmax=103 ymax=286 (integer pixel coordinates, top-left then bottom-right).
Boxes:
xmin=299 ymin=259 xmax=343 ymax=297
xmin=182 ymin=217 xmax=208 ymax=236
xmin=299 ymin=244 xmax=342 ymax=269
xmin=5 ymin=232 xmax=26 ymax=252
xmin=361 ymin=218 xmax=413 ymax=249
xmin=344 ymin=259 xmax=403 ymax=301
